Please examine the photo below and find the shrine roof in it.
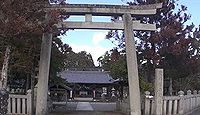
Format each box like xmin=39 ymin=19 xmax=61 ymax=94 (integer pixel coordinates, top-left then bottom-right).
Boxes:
xmin=59 ymin=70 xmax=114 ymax=84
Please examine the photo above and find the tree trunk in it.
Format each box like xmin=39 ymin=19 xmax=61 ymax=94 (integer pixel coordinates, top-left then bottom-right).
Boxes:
xmin=0 ymin=46 xmax=11 ymax=90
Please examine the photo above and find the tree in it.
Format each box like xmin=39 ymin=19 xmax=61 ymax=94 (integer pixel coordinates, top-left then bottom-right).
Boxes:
xmin=63 ymin=50 xmax=95 ymax=69
xmin=102 ymin=0 xmax=200 ymax=92
xmin=98 ymin=49 xmax=127 ymax=79
xmin=0 ymin=0 xmax=71 ymax=89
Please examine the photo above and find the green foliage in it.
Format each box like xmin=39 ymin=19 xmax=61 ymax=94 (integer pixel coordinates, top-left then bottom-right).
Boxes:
xmin=139 ymin=77 xmax=154 ymax=93
xmin=63 ymin=51 xmax=95 ymax=69
xmin=98 ymin=49 xmax=127 ymax=79
xmin=110 ymin=59 xmax=127 ymax=79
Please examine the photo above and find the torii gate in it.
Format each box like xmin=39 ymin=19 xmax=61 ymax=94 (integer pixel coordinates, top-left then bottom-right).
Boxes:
xmin=36 ymin=3 xmax=162 ymax=115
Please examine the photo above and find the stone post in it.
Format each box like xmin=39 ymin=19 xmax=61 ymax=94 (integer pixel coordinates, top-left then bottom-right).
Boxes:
xmin=123 ymin=13 xmax=141 ymax=115
xmin=187 ymin=90 xmax=192 ymax=95
xmin=144 ymin=91 xmax=151 ymax=115
xmin=27 ymin=90 xmax=32 ymax=115
xmin=187 ymin=90 xmax=192 ymax=111
xmin=193 ymin=90 xmax=197 ymax=108
xmin=36 ymin=33 xmax=52 ymax=115
xmin=178 ymin=91 xmax=184 ymax=114
xmin=193 ymin=90 xmax=197 ymax=95
xmin=155 ymin=69 xmax=163 ymax=115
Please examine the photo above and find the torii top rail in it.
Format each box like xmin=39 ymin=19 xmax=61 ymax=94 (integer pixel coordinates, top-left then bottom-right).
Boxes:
xmin=45 ymin=3 xmax=162 ymax=15
xmin=44 ymin=3 xmax=162 ymax=30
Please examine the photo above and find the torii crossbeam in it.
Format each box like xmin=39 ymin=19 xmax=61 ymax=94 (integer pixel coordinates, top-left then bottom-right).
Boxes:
xmin=36 ymin=3 xmax=162 ymax=115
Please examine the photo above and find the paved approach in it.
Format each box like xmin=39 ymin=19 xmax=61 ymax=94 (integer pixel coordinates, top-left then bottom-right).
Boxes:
xmin=50 ymin=111 xmax=124 ymax=115
xmin=49 ymin=102 xmax=124 ymax=115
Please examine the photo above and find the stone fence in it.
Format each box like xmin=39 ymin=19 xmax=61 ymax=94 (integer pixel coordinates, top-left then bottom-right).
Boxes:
xmin=118 ymin=97 xmax=130 ymax=114
xmin=145 ymin=90 xmax=200 ymax=115
xmin=7 ymin=90 xmax=32 ymax=115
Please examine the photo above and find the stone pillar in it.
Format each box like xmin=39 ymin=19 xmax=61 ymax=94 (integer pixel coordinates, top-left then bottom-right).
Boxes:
xmin=178 ymin=91 xmax=185 ymax=114
xmin=36 ymin=33 xmax=52 ymax=115
xmin=155 ymin=69 xmax=163 ymax=115
xmin=123 ymin=13 xmax=141 ymax=115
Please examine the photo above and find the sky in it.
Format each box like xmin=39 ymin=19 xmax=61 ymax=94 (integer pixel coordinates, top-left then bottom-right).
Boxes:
xmin=60 ymin=0 xmax=200 ymax=66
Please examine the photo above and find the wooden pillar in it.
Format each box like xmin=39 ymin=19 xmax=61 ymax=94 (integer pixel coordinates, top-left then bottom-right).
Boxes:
xmin=123 ymin=13 xmax=141 ymax=115
xmin=155 ymin=69 xmax=164 ymax=115
xmin=36 ymin=33 xmax=52 ymax=115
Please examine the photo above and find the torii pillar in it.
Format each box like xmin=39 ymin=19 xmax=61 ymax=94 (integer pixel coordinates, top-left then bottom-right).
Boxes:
xmin=123 ymin=13 xmax=141 ymax=115
xmin=36 ymin=33 xmax=52 ymax=115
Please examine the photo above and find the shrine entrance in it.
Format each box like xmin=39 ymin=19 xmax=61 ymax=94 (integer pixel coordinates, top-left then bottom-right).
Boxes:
xmin=36 ymin=3 xmax=162 ymax=115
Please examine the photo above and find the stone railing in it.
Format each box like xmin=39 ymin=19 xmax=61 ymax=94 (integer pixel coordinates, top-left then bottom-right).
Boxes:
xmin=118 ymin=97 xmax=130 ymax=114
xmin=7 ymin=90 xmax=32 ymax=115
xmin=145 ymin=90 xmax=200 ymax=115
xmin=8 ymin=88 xmax=26 ymax=94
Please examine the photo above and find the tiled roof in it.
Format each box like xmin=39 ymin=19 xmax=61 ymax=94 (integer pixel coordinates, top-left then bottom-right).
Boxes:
xmin=59 ymin=71 xmax=114 ymax=84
